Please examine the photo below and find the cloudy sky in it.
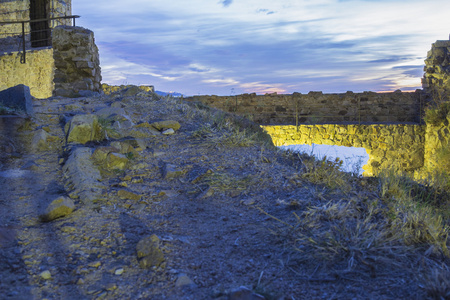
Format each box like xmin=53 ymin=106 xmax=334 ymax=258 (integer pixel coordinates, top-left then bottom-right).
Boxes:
xmin=73 ymin=0 xmax=449 ymax=96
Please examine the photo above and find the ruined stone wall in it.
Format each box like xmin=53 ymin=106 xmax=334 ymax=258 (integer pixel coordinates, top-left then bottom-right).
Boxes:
xmin=101 ymin=83 xmax=155 ymax=95
xmin=0 ymin=0 xmax=72 ymax=53
xmin=52 ymin=25 xmax=101 ymax=97
xmin=418 ymin=120 xmax=450 ymax=180
xmin=186 ymin=90 xmax=424 ymax=125
xmin=0 ymin=0 xmax=71 ymax=26
xmin=0 ymin=1 xmax=30 ymax=33
xmin=0 ymin=48 xmax=54 ymax=98
xmin=0 ymin=0 xmax=31 ymax=50
xmin=262 ymin=124 xmax=425 ymax=176
xmin=422 ymin=39 xmax=450 ymax=97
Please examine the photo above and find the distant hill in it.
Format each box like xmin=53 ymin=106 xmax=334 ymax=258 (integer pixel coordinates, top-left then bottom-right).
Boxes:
xmin=155 ymin=91 xmax=184 ymax=97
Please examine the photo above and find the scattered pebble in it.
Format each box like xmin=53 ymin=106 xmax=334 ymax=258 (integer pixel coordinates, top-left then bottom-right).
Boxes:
xmin=39 ymin=270 xmax=51 ymax=280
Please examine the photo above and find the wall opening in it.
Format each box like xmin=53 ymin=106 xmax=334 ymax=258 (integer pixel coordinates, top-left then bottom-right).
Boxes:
xmin=30 ymin=0 xmax=51 ymax=48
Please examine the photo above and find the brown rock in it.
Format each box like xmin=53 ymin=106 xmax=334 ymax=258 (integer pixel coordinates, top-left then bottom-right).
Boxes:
xmin=117 ymin=189 xmax=141 ymax=201
xmin=136 ymin=234 xmax=165 ymax=269
xmin=150 ymin=120 xmax=181 ymax=131
xmin=40 ymin=196 xmax=75 ymax=222
xmin=106 ymin=152 xmax=129 ymax=170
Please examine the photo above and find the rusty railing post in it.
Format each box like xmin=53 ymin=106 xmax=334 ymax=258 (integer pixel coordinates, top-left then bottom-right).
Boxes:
xmin=21 ymin=21 xmax=26 ymax=64
xmin=296 ymin=96 xmax=299 ymax=131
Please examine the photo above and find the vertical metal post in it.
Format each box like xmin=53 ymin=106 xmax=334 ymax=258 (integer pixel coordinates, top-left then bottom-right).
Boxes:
xmin=296 ymin=97 xmax=299 ymax=131
xmin=73 ymin=17 xmax=76 ymax=27
xmin=21 ymin=21 xmax=26 ymax=64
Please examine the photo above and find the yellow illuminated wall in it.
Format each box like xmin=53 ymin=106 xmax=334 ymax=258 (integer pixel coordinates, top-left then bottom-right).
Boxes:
xmin=262 ymin=124 xmax=425 ymax=176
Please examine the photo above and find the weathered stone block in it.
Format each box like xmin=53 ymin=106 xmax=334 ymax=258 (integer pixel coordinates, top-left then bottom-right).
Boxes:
xmin=0 ymin=84 xmax=33 ymax=116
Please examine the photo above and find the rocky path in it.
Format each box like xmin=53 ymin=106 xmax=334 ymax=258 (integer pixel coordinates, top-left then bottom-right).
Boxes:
xmin=0 ymin=90 xmax=439 ymax=299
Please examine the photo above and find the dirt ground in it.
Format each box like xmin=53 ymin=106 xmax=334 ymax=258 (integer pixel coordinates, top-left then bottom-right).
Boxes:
xmin=0 ymin=92 xmax=447 ymax=299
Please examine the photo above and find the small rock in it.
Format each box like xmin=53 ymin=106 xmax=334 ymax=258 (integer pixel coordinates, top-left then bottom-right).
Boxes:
xmin=77 ymin=278 xmax=85 ymax=285
xmin=39 ymin=270 xmax=52 ymax=280
xmin=163 ymin=163 xmax=187 ymax=180
xmin=136 ymin=234 xmax=165 ymax=269
xmin=91 ymin=146 xmax=117 ymax=162
xmin=106 ymin=152 xmax=129 ymax=170
xmin=197 ymin=186 xmax=215 ymax=199
xmin=125 ymin=126 xmax=160 ymax=138
xmin=117 ymin=189 xmax=141 ymax=201
xmin=40 ymin=196 xmax=75 ymax=222
xmin=110 ymin=141 xmax=135 ymax=154
xmin=114 ymin=268 xmax=124 ymax=275
xmin=150 ymin=120 xmax=181 ymax=131
xmin=88 ymin=261 xmax=101 ymax=268
xmin=95 ymin=291 xmax=108 ymax=299
xmin=131 ymin=162 xmax=148 ymax=170
xmin=162 ymin=128 xmax=175 ymax=135
xmin=31 ymin=129 xmax=51 ymax=151
xmin=241 ymin=199 xmax=255 ymax=206
xmin=61 ymin=226 xmax=76 ymax=233
xmin=106 ymin=283 xmax=118 ymax=291
xmin=175 ymin=274 xmax=196 ymax=288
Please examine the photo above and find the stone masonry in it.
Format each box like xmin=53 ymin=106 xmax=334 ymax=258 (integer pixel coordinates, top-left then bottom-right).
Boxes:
xmin=186 ymin=90 xmax=424 ymax=125
xmin=52 ymin=26 xmax=102 ymax=97
xmin=422 ymin=39 xmax=450 ymax=98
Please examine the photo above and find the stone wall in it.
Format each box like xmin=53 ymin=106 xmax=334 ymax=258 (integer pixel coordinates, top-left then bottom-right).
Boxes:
xmin=262 ymin=124 xmax=425 ymax=176
xmin=420 ymin=120 xmax=450 ymax=179
xmin=0 ymin=0 xmax=72 ymax=53
xmin=52 ymin=26 xmax=101 ymax=97
xmin=0 ymin=48 xmax=54 ymax=98
xmin=0 ymin=1 xmax=30 ymax=37
xmin=422 ymin=39 xmax=450 ymax=97
xmin=186 ymin=90 xmax=424 ymax=125
xmin=101 ymin=83 xmax=155 ymax=95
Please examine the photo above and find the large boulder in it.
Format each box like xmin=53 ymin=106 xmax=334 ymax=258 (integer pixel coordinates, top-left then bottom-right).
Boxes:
xmin=63 ymin=147 xmax=105 ymax=204
xmin=0 ymin=85 xmax=33 ymax=116
xmin=65 ymin=114 xmax=104 ymax=144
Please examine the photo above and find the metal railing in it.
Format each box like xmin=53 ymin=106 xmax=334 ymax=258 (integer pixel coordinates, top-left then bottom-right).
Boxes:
xmin=0 ymin=15 xmax=79 ymax=64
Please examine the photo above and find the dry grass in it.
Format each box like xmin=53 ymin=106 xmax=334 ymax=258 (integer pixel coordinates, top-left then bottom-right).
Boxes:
xmin=296 ymin=153 xmax=352 ymax=193
xmin=194 ymin=168 xmax=254 ymax=192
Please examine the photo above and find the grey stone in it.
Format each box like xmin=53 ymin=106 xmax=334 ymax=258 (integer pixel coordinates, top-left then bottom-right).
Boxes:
xmin=0 ymin=85 xmax=33 ymax=116
xmin=63 ymin=147 xmax=105 ymax=204
xmin=175 ymin=274 xmax=196 ymax=288
xmin=31 ymin=129 xmax=57 ymax=151
xmin=163 ymin=163 xmax=187 ymax=180
xmin=162 ymin=128 xmax=175 ymax=135
xmin=95 ymin=107 xmax=126 ymax=119
xmin=150 ymin=120 xmax=181 ymax=131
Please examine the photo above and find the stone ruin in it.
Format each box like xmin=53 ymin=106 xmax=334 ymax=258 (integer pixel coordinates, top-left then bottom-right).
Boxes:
xmin=422 ymin=38 xmax=450 ymax=99
xmin=52 ymin=26 xmax=102 ymax=97
xmin=0 ymin=0 xmax=101 ymax=98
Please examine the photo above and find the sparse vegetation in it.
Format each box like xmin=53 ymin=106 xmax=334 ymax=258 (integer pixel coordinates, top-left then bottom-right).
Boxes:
xmin=424 ymin=88 xmax=450 ymax=125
